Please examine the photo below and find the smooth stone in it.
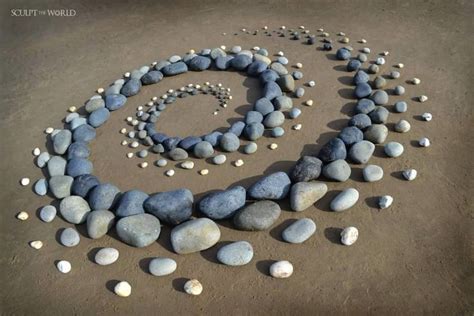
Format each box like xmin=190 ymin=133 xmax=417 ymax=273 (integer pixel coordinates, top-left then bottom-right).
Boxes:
xmin=34 ymin=179 xmax=48 ymax=196
xmin=403 ymin=169 xmax=417 ymax=181
xmin=178 ymin=136 xmax=201 ymax=150
xmin=368 ymin=64 xmax=379 ymax=74
xmin=244 ymin=142 xmax=258 ymax=154
xmin=322 ymin=159 xmax=351 ymax=182
xmin=59 ymin=195 xmax=91 ymax=224
xmin=364 ymin=124 xmax=388 ymax=144
xmin=188 ymin=56 xmax=211 ymax=71
xmin=88 ymin=183 xmax=121 ymax=211
xmin=137 ymin=149 xmax=148 ymax=158
xmin=114 ymin=281 xmax=131 ymax=297
xmin=170 ymin=218 xmax=221 ymax=254
xmin=374 ymin=76 xmax=387 ymax=89
xmin=353 ymin=70 xmax=370 ymax=85
xmin=116 ymin=214 xmax=161 ymax=247
xmin=155 ymin=60 xmax=171 ymax=70
xmin=115 ymin=190 xmax=149 ymax=217
xmin=95 ymin=248 xmax=119 ymax=265
xmin=161 ymin=62 xmax=188 ymax=76
xmin=362 ymin=165 xmax=384 ymax=182
xmin=259 ymin=69 xmax=279 ymax=83
xmin=213 ymin=154 xmax=226 ymax=165
xmin=347 ymin=59 xmax=361 ymax=71
xmin=247 ymin=60 xmax=268 ymax=76
xmin=162 ymin=137 xmax=182 ymax=151
xmin=245 ymin=111 xmax=263 ymax=125
xmin=193 ymin=141 xmax=214 ymax=158
xmin=53 ymin=130 xmax=72 ymax=154
xmin=72 ymin=124 xmax=96 ymax=143
xmin=210 ymin=47 xmax=226 ymax=59
xmin=292 ymin=71 xmax=303 ymax=80
xmin=282 ymin=218 xmax=316 ymax=243
xmin=371 ymin=90 xmax=389 ymax=105
xmin=85 ymin=97 xmax=105 ymax=113
xmin=263 ymin=111 xmax=285 ymax=128
xmin=233 ymin=200 xmax=281 ymax=231
xmin=184 ymin=279 xmax=203 ymax=296
xmin=66 ymin=158 xmax=93 ymax=177
xmin=228 ymin=121 xmax=246 ymax=137
xmin=349 ymin=140 xmax=375 ymax=164
xmin=203 ymin=132 xmax=222 ymax=147
xmin=394 ymin=119 xmax=411 ymax=133
xmin=269 ymin=261 xmax=293 ymax=278
xmin=290 ymin=182 xmax=328 ymax=211
xmin=149 ymin=258 xmax=177 ymax=276
xmin=338 ymin=126 xmax=363 ymax=146
xmin=379 ymin=195 xmax=393 ymax=209
xmin=295 ymin=87 xmax=305 ymax=98
xmin=86 ymin=210 xmax=115 ymax=239
xmin=330 ymin=188 xmax=359 ymax=212
xmin=291 ymin=156 xmax=322 ymax=182
xmin=156 ymin=158 xmax=167 ymax=167
xmin=263 ymin=81 xmax=282 ymax=100
xmin=215 ymin=55 xmax=234 ymax=70
xmin=141 ymin=71 xmax=163 ymax=85
xmin=39 ymin=205 xmax=57 ymax=223
xmin=369 ymin=106 xmax=389 ymax=124
xmin=394 ymin=85 xmax=405 ymax=95
xmin=273 ymin=96 xmax=293 ymax=111
xmin=270 ymin=62 xmax=288 ymax=75
xmin=120 ymin=78 xmax=141 ymax=97
xmin=144 ymin=189 xmax=193 ymax=225
xmin=71 ymin=174 xmax=99 ymax=198
xmin=254 ymin=97 xmax=274 ymax=116
xmin=394 ymin=101 xmax=408 ymax=113
xmin=341 ymin=227 xmax=359 ymax=245
xmin=355 ymin=99 xmax=376 ymax=114
xmin=169 ymin=55 xmax=182 ymax=63
xmin=318 ymin=138 xmax=347 ymax=163
xmin=67 ymin=141 xmax=90 ymax=160
xmin=65 ymin=112 xmax=79 ymax=123
xmin=272 ymin=127 xmax=285 ymax=137
xmin=336 ymin=48 xmax=351 ymax=60
xmin=169 ymin=148 xmax=188 ymax=161
xmin=220 ymin=132 xmax=240 ymax=152
xmin=199 ymin=186 xmax=246 ymax=220
xmin=384 ymin=142 xmax=404 ymax=157
xmin=244 ymin=123 xmax=264 ymax=141
xmin=349 ymin=113 xmax=372 ymax=130
xmin=88 ymin=108 xmax=110 ymax=127
xmin=60 ymin=227 xmax=80 ymax=247
xmin=248 ymin=172 xmax=291 ymax=200
xmin=277 ymin=74 xmax=295 ymax=92
xmin=217 ymin=241 xmax=254 ymax=266
xmin=36 ymin=152 xmax=51 ymax=168
xmin=49 ymin=175 xmax=73 ymax=199
xmin=47 ymin=156 xmax=67 ymax=176
xmin=231 ymin=54 xmax=252 ymax=70
xmin=355 ymin=82 xmax=372 ymax=99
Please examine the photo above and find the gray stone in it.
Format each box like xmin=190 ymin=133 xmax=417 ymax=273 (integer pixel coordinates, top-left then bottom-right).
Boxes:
xmin=48 ymin=175 xmax=73 ymax=199
xmin=36 ymin=152 xmax=51 ymax=168
xmin=394 ymin=85 xmax=405 ymax=95
xmin=248 ymin=172 xmax=291 ymax=200
xmin=149 ymin=258 xmax=177 ymax=276
xmin=53 ymin=130 xmax=72 ymax=155
xmin=374 ymin=76 xmax=386 ymax=89
xmin=60 ymin=227 xmax=80 ymax=247
xmin=369 ymin=106 xmax=389 ymax=124
xmin=277 ymin=74 xmax=295 ymax=92
xmin=233 ymin=201 xmax=281 ymax=231
xmin=193 ymin=141 xmax=214 ymax=158
xmin=364 ymin=124 xmax=389 ymax=144
xmin=263 ymin=111 xmax=285 ymax=128
xmin=295 ymin=87 xmax=305 ymax=98
xmin=291 ymin=156 xmax=323 ymax=182
xmin=244 ymin=123 xmax=264 ymax=141
xmin=322 ymin=159 xmax=351 ymax=181
xmin=116 ymin=214 xmax=161 ymax=248
xmin=199 ymin=186 xmax=246 ymax=219
xmin=290 ymin=182 xmax=328 ymax=211
xmin=384 ymin=142 xmax=404 ymax=158
xmin=59 ymin=195 xmax=91 ymax=224
xmin=349 ymin=140 xmax=375 ymax=164
xmin=273 ymin=96 xmax=293 ymax=111
xmin=338 ymin=126 xmax=363 ymax=146
xmin=115 ymin=190 xmax=149 ymax=217
xmin=318 ymin=138 xmax=347 ymax=163
xmin=144 ymin=189 xmax=193 ymax=225
xmin=168 ymin=148 xmax=188 ymax=161
xmin=85 ymin=97 xmax=105 ymax=113
xmin=34 ymin=179 xmax=48 ymax=196
xmin=95 ymin=248 xmax=119 ymax=265
xmin=254 ymin=98 xmax=274 ymax=116
xmin=86 ymin=210 xmax=115 ymax=239
xmin=170 ymin=218 xmax=221 ymax=254
xmin=88 ymin=183 xmax=121 ymax=211
xmin=371 ymin=90 xmax=389 ymax=105
xmin=330 ymin=188 xmax=359 ymax=212
xmin=282 ymin=218 xmax=316 ymax=244
xmin=244 ymin=142 xmax=258 ymax=154
xmin=362 ymin=165 xmax=384 ymax=182
xmin=245 ymin=111 xmax=264 ymax=125
xmin=217 ymin=241 xmax=254 ymax=266
xmin=39 ymin=205 xmax=57 ymax=223
xmin=220 ymin=132 xmax=240 ymax=152
xmin=355 ymin=99 xmax=376 ymax=114
xmin=394 ymin=101 xmax=408 ymax=113
xmin=355 ymin=82 xmax=372 ymax=99
xmin=349 ymin=113 xmax=372 ymax=130
xmin=270 ymin=62 xmax=288 ymax=75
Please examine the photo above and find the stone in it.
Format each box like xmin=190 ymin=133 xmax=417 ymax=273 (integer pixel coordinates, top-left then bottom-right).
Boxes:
xmin=254 ymin=97 xmax=274 ymax=116
xmin=247 ymin=60 xmax=268 ymax=76
xmin=277 ymin=74 xmax=295 ymax=92
xmin=60 ymin=227 xmax=80 ymax=247
xmin=272 ymin=127 xmax=285 ymax=137
xmin=290 ymin=182 xmax=328 ymax=211
xmin=114 ymin=281 xmax=131 ymax=297
xmin=384 ymin=142 xmax=404 ymax=158
xmin=60 ymin=195 xmax=91 ymax=224
xmin=422 ymin=112 xmax=433 ymax=121
xmin=29 ymin=241 xmax=43 ymax=249
xmin=273 ymin=96 xmax=293 ymax=111
xmin=322 ymin=159 xmax=351 ymax=182
xmin=355 ymin=99 xmax=376 ymax=115
xmin=338 ymin=126 xmax=363 ymax=146
xmin=33 ymin=179 xmax=48 ymax=196
xmin=184 ymin=279 xmax=203 ymax=296
xmin=149 ymin=258 xmax=177 ymax=276
xmin=369 ymin=106 xmax=389 ymax=124
xmin=270 ymin=261 xmax=293 ymax=278
xmin=85 ymin=97 xmax=105 ymax=113
xmin=394 ymin=85 xmax=405 ymax=95
xmin=115 ymin=190 xmax=148 ymax=217
xmin=270 ymin=62 xmax=288 ymax=75
xmin=66 ymin=158 xmax=93 ymax=177
xmin=71 ymin=174 xmax=99 ymax=198
xmin=259 ymin=69 xmax=279 ymax=83
xmin=141 ymin=71 xmax=163 ymax=85
xmin=336 ymin=48 xmax=351 ymax=60
xmin=394 ymin=101 xmax=408 ymax=113
xmin=203 ymin=132 xmax=222 ymax=147
xmin=403 ymin=169 xmax=417 ymax=181
xmin=215 ymin=55 xmax=234 ymax=70
xmin=371 ymin=90 xmax=389 ymax=105
xmin=419 ymin=137 xmax=431 ymax=147
xmin=282 ymin=218 xmax=316 ymax=244
xmin=86 ymin=210 xmax=115 ymax=239
xmin=368 ymin=64 xmax=379 ymax=74
xmin=171 ymin=218 xmax=221 ymax=254
xmin=36 ymin=152 xmax=51 ymax=168
xmin=161 ymin=62 xmax=188 ymax=76
xmin=193 ymin=141 xmax=214 ymax=158
xmin=330 ymin=188 xmax=359 ymax=212
xmin=67 ymin=141 xmax=90 ymax=160
xmin=349 ymin=140 xmax=375 ymax=164
xmin=318 ymin=138 xmax=347 ymax=163
xmin=341 ymin=227 xmax=358 ymax=245
xmin=349 ymin=113 xmax=372 ymax=130
xmin=355 ymin=82 xmax=372 ymax=99
xmin=244 ymin=142 xmax=258 ymax=154
xmin=394 ymin=119 xmax=411 ymax=133
xmin=347 ymin=59 xmax=361 ymax=71
xmin=263 ymin=111 xmax=285 ymax=128
xmin=353 ymin=70 xmax=370 ymax=85
xmin=231 ymin=54 xmax=252 ymax=70
xmin=373 ymin=76 xmax=386 ymax=89
xmin=364 ymin=124 xmax=388 ymax=144
xmin=181 ymin=161 xmax=194 ymax=169
xmin=95 ymin=247 xmax=119 ymax=265
xmin=39 ymin=205 xmax=57 ymax=223
xmin=88 ymin=183 xmax=121 ymax=211
xmin=233 ymin=200 xmax=281 ymax=231
xmin=217 ymin=241 xmax=254 ymax=266
xmin=144 ymin=189 xmax=193 ymax=225
xmin=243 ymin=123 xmax=263 ymax=141
xmin=116 ymin=214 xmax=161 ymax=247
xmin=188 ymin=56 xmax=211 ymax=71
xmin=362 ymin=165 xmax=384 ymax=182
xmin=220 ymin=132 xmax=240 ymax=152
xmin=213 ymin=154 xmax=226 ymax=165
xmin=47 ymin=156 xmax=67 ymax=177
xmin=168 ymin=148 xmax=188 ymax=161
xmin=53 ymin=130 xmax=72 ymax=154
xmin=248 ymin=172 xmax=291 ymax=200
xmin=179 ymin=136 xmax=202 ymax=151
xmin=228 ymin=121 xmax=246 ymax=137
xmin=88 ymin=108 xmax=110 ymax=127
xmin=73 ymin=124 xmax=96 ymax=143
xmin=56 ymin=260 xmax=72 ymax=273
xmin=245 ymin=111 xmax=264 ymax=125
xmin=295 ymin=87 xmax=305 ymax=98
xmin=155 ymin=158 xmax=167 ymax=167
xmin=121 ymin=78 xmax=141 ymax=97
xmin=199 ymin=186 xmax=246 ymax=220
xmin=49 ymin=175 xmax=73 ymax=199
xmin=378 ymin=195 xmax=393 ymax=209
xmin=291 ymin=156 xmax=322 ymax=182
xmin=263 ymin=81 xmax=283 ymax=100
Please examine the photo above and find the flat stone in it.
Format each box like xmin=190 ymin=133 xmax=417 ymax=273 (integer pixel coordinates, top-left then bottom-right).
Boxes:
xmin=290 ymin=182 xmax=328 ymax=211
xmin=168 ymin=148 xmax=188 ymax=161
xmin=60 ymin=227 xmax=80 ymax=247
xmin=330 ymin=188 xmax=359 ymax=212
xmin=49 ymin=175 xmax=74 ymax=199
xmin=144 ymin=189 xmax=193 ymax=225
xmin=362 ymin=165 xmax=384 ymax=182
xmin=149 ymin=258 xmax=177 ymax=276
xmin=217 ymin=241 xmax=254 ymax=266
xmin=116 ymin=214 xmax=161 ymax=248
xmin=384 ymin=142 xmax=404 ymax=157
xmin=248 ymin=172 xmax=291 ymax=200
xmin=199 ymin=186 xmax=246 ymax=220
xmin=95 ymin=248 xmax=119 ymax=265
xmin=233 ymin=200 xmax=281 ymax=231
xmin=170 ymin=218 xmax=221 ymax=254
xmin=282 ymin=218 xmax=316 ymax=243
xmin=39 ymin=205 xmax=57 ymax=223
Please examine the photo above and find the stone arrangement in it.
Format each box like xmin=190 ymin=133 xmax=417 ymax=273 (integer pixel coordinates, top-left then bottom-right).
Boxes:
xmin=17 ymin=24 xmax=431 ymax=297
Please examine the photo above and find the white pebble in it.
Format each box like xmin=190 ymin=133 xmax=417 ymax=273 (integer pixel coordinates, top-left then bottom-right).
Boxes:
xmin=252 ymin=46 xmax=260 ymax=51
xmin=45 ymin=127 xmax=54 ymax=134
xmin=419 ymin=95 xmax=428 ymax=102
xmin=293 ymin=124 xmax=302 ymax=130
xmin=199 ymin=169 xmax=209 ymax=176
xmin=126 ymin=116 xmax=133 ymax=122
xmin=269 ymin=143 xmax=278 ymax=150
xmin=362 ymin=47 xmax=371 ymax=54
xmin=184 ymin=279 xmax=203 ymax=295
xmin=396 ymin=63 xmax=404 ymax=68
xmin=120 ymin=128 xmax=127 ymax=134
xmin=317 ymin=28 xmax=324 ymax=32
xmin=338 ymin=31 xmax=345 ymax=36
xmin=16 ymin=211 xmax=29 ymax=221
xmin=382 ymin=51 xmax=390 ymax=56
xmin=422 ymin=112 xmax=433 ymax=121
xmin=97 ymin=87 xmax=104 ymax=94
xmin=68 ymin=106 xmax=77 ymax=113
xmin=378 ymin=195 xmax=393 ymax=209
xmin=20 ymin=178 xmax=30 ymax=186
xmin=376 ymin=57 xmax=385 ymax=65
xmin=341 ymin=227 xmax=359 ymax=246
xmin=121 ymin=140 xmax=128 ymax=146
xmin=130 ymin=141 xmax=139 ymax=148
xmin=419 ymin=137 xmax=431 ymax=147
xmin=213 ymin=111 xmax=218 ymax=115
xmin=234 ymin=159 xmax=244 ymax=167
xmin=131 ymin=119 xmax=139 ymax=126
xmin=139 ymin=162 xmax=148 ymax=168
xmin=114 ymin=281 xmax=132 ymax=297
xmin=29 ymin=240 xmax=43 ymax=250
xmin=277 ymin=51 xmax=284 ymax=57
xmin=305 ymin=99 xmax=313 ymax=106
xmin=181 ymin=161 xmax=194 ymax=170
xmin=124 ymin=72 xmax=130 ymax=78
xmin=280 ymin=25 xmax=286 ymax=30
xmin=137 ymin=105 xmax=143 ymax=111
xmin=412 ymin=78 xmax=421 ymax=85
xmin=360 ymin=39 xmax=367 ymax=43
xmin=402 ymin=169 xmax=417 ymax=181
xmin=156 ymin=159 xmax=167 ymax=167
xmin=126 ymin=153 xmax=134 ymax=158
xmin=269 ymin=260 xmax=293 ymax=278
xmin=56 ymin=260 xmax=72 ymax=274
xmin=32 ymin=148 xmax=41 ymax=156
xmin=295 ymin=63 xmax=303 ymax=69
xmin=308 ymin=80 xmax=316 ymax=87
xmin=165 ymin=169 xmax=175 ymax=177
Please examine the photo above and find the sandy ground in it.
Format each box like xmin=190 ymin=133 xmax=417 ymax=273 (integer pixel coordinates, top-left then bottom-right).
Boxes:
xmin=0 ymin=0 xmax=473 ymax=314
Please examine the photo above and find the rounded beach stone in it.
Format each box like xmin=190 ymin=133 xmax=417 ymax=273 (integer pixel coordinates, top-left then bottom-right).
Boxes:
xmin=47 ymin=156 xmax=67 ymax=176
xmin=378 ymin=195 xmax=393 ymax=209
xmin=322 ymin=159 xmax=351 ymax=182
xmin=73 ymin=124 xmax=96 ymax=143
xmin=403 ymin=169 xmax=417 ymax=181
xmin=184 ymin=279 xmax=203 ymax=296
xmin=95 ymin=247 xmax=119 ymax=265
xmin=349 ymin=140 xmax=375 ymax=164
xmin=86 ymin=210 xmax=115 ymax=239
xmin=274 ymin=96 xmax=293 ymax=111
xmin=71 ymin=174 xmax=99 ymax=198
xmin=289 ymin=108 xmax=301 ymax=119
xmin=39 ymin=205 xmax=57 ymax=223
xmin=384 ymin=142 xmax=404 ymax=158
xmin=228 ymin=121 xmax=246 ymax=137
xmin=199 ymin=186 xmax=246 ymax=220
xmin=244 ymin=142 xmax=258 ymax=154
xmin=318 ymin=138 xmax=347 ymax=163
xmin=341 ymin=227 xmax=358 ymax=245
xmin=394 ymin=119 xmax=411 ymax=133
xmin=36 ymin=151 xmax=51 ymax=168
xmin=105 ymin=94 xmax=127 ymax=111
xmin=354 ymin=82 xmax=372 ymax=99
xmin=338 ymin=126 xmax=363 ymax=146
xmin=355 ymin=99 xmax=376 ymax=114
xmin=282 ymin=218 xmax=316 ymax=244
xmin=170 ymin=218 xmax=221 ymax=254
xmin=371 ymin=90 xmax=389 ymax=105
xmin=245 ymin=111 xmax=264 ymax=124
xmin=168 ymin=148 xmax=188 ymax=161
xmin=364 ymin=124 xmax=388 ymax=144
xmin=60 ymin=227 xmax=80 ymax=247
xmin=277 ymin=74 xmax=295 ymax=92
xmin=56 ymin=260 xmax=72 ymax=273
xmin=233 ymin=200 xmax=281 ymax=231
xmin=59 ymin=195 xmax=91 ymax=224
xmin=34 ymin=179 xmax=48 ymax=196
xmin=244 ymin=123 xmax=264 ymax=141
xmin=67 ymin=141 xmax=90 ymax=160
xmin=217 ymin=241 xmax=254 ymax=266
xmin=88 ymin=108 xmax=110 ymax=127
xmin=394 ymin=85 xmax=405 ymax=95
xmin=269 ymin=261 xmax=293 ymax=278
xmin=373 ymin=76 xmax=386 ymax=89
xmin=263 ymin=111 xmax=285 ymax=128
xmin=49 ymin=175 xmax=74 ymax=199
xmin=53 ymin=130 xmax=72 ymax=155
xmin=121 ymin=78 xmax=141 ymax=96
xmin=88 ymin=183 xmax=121 ymax=211
xmin=330 ymin=188 xmax=359 ymax=212
xmin=248 ymin=172 xmax=291 ymax=200
xmin=362 ymin=165 xmax=384 ymax=182
xmin=353 ymin=70 xmax=369 ymax=85
xmin=66 ymin=158 xmax=93 ymax=177
xmin=220 ymin=132 xmax=240 ymax=152
xmin=290 ymin=182 xmax=328 ymax=211
xmin=349 ymin=113 xmax=372 ymax=130
xmin=254 ymin=98 xmax=274 ymax=116
xmin=213 ymin=154 xmax=226 ymax=165
xmin=144 ymin=189 xmax=193 ymax=225
xmin=193 ymin=141 xmax=214 ymax=158
xmin=394 ymin=101 xmax=408 ymax=113
xmin=85 ymin=97 xmax=105 ymax=113
xmin=114 ymin=281 xmax=132 ymax=297
xmin=116 ymin=214 xmax=161 ymax=248
xmin=291 ymin=156 xmax=322 ymax=182
xmin=336 ymin=48 xmax=351 ymax=60
xmin=149 ymin=257 xmax=177 ymax=276
xmin=115 ymin=189 xmax=149 ymax=217
xmin=263 ymin=81 xmax=283 ymax=100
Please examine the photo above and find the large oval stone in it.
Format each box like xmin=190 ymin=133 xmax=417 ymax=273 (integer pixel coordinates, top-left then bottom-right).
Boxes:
xmin=170 ymin=218 xmax=221 ymax=254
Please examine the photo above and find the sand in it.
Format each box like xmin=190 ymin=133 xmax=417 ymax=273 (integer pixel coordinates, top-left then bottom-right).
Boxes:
xmin=0 ymin=0 xmax=473 ymax=314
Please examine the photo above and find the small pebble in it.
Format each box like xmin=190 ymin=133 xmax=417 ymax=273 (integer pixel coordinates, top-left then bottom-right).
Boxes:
xmin=29 ymin=240 xmax=43 ymax=249
xmin=411 ymin=78 xmax=421 ymax=85
xmin=419 ymin=95 xmax=428 ymax=102
xmin=45 ymin=127 xmax=54 ymax=134
xmin=130 ymin=141 xmax=139 ymax=148
xmin=375 ymin=57 xmax=385 ymax=65
xmin=394 ymin=119 xmax=411 ymax=133
xmin=120 ymin=128 xmax=127 ymax=134
xmin=244 ymin=142 xmax=257 ymax=154
xmin=114 ymin=281 xmax=132 ymax=297
xmin=308 ymin=80 xmax=316 ymax=87
xmin=396 ymin=63 xmax=404 ymax=68
xmin=16 ymin=211 xmax=29 ymax=221
xmin=419 ymin=137 xmax=430 ymax=147
xmin=126 ymin=153 xmax=134 ymax=158
xmin=305 ymin=99 xmax=313 ymax=106
xmin=378 ymin=195 xmax=393 ymax=209
xmin=139 ymin=162 xmax=148 ymax=168
xmin=56 ymin=260 xmax=72 ymax=273
xmin=156 ymin=159 xmax=168 ymax=167
xmin=293 ymin=124 xmax=302 ymax=130
xmin=269 ymin=261 xmax=293 ymax=278
xmin=39 ymin=205 xmax=57 ymax=222
xmin=295 ymin=62 xmax=303 ymax=69
xmin=184 ymin=279 xmax=203 ymax=296
xmin=33 ymin=148 xmax=41 ymax=156
xmin=97 ymin=87 xmax=104 ymax=94
xmin=181 ymin=161 xmax=194 ymax=170
xmin=165 ymin=169 xmax=175 ymax=177
xmin=382 ymin=51 xmax=389 ymax=56
xmin=199 ymin=169 xmax=209 ymax=176
xmin=422 ymin=112 xmax=433 ymax=121
xmin=20 ymin=178 xmax=30 ymax=186
xmin=121 ymin=140 xmax=128 ymax=146
xmin=234 ymin=159 xmax=244 ymax=167
xmin=402 ymin=169 xmax=417 ymax=181
xmin=95 ymin=248 xmax=119 ymax=265
xmin=360 ymin=39 xmax=367 ymax=43
xmin=269 ymin=143 xmax=278 ymax=150
xmin=341 ymin=227 xmax=358 ymax=246
xmin=68 ymin=106 xmax=77 ymax=113
xmin=213 ymin=154 xmax=227 ymax=165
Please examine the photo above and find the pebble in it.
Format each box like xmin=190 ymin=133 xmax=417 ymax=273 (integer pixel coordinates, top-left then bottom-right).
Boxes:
xmin=199 ymin=186 xmax=246 ymax=220
xmin=374 ymin=76 xmax=386 ymax=89
xmin=362 ymin=165 xmax=384 ymax=182
xmin=330 ymin=188 xmax=359 ymax=212
xmin=305 ymin=99 xmax=313 ymax=106
xmin=32 ymin=148 xmax=41 ymax=156
xmin=384 ymin=142 xmax=404 ymax=158
xmin=419 ymin=137 xmax=431 ymax=147
xmin=171 ymin=218 xmax=221 ymax=254
xmin=217 ymin=241 xmax=254 ymax=266
xmin=295 ymin=87 xmax=305 ymax=98
xmin=338 ymin=126 xmax=363 ymax=146
xmin=364 ymin=124 xmax=389 ymax=144
xmin=394 ymin=101 xmax=408 ymax=113
xmin=86 ymin=210 xmax=115 ymax=239
xmin=116 ymin=214 xmax=161 ymax=247
xmin=411 ymin=78 xmax=421 ymax=85
xmin=148 ymin=257 xmax=177 ymax=276
xmin=354 ymin=99 xmax=374 ymax=115
xmin=115 ymin=189 xmax=149 ymax=217
xmin=20 ymin=177 xmax=30 ymax=186
xmin=243 ymin=142 xmax=257 ymax=154
xmin=269 ymin=261 xmax=293 ymax=278
xmin=318 ymin=138 xmax=347 ymax=163
xmin=95 ymin=248 xmax=119 ymax=265
xmin=165 ymin=169 xmax=175 ymax=177
xmin=184 ymin=279 xmax=203 ymax=296
xmin=16 ymin=211 xmax=29 ymax=221
xmin=308 ymin=80 xmax=316 ymax=87
xmin=271 ymin=127 xmax=285 ymax=138
xmin=422 ymin=112 xmax=433 ymax=121
xmin=137 ymin=150 xmax=148 ymax=158
xmin=181 ymin=161 xmax=194 ymax=170
xmin=390 ymin=71 xmax=400 ymax=79
xmin=269 ymin=143 xmax=278 ymax=150
xmin=403 ymin=169 xmax=417 ymax=181
xmin=39 ymin=205 xmax=57 ymax=222
xmin=290 ymin=182 xmax=328 ymax=211
xmin=248 ymin=172 xmax=291 ymax=200
xmin=60 ymin=227 xmax=80 ymax=247
xmin=394 ymin=119 xmax=411 ymax=133
xmin=30 ymin=240 xmax=43 ymax=249
xmin=114 ymin=281 xmax=132 ymax=297
xmin=234 ymin=159 xmax=244 ymax=167
xmin=375 ymin=57 xmax=385 ymax=65
xmin=293 ymin=124 xmax=302 ymax=130
xmin=68 ymin=106 xmax=77 ymax=113
xmin=126 ymin=153 xmax=134 ymax=158
xmin=60 ymin=195 xmax=91 ymax=224
xmin=144 ymin=189 xmax=193 ymax=225
xmin=282 ymin=218 xmax=316 ymax=244
xmin=378 ymin=195 xmax=393 ymax=209
xmin=199 ymin=169 xmax=209 ymax=176
xmin=156 ymin=158 xmax=168 ymax=167
xmin=56 ymin=260 xmax=72 ymax=273
xmin=322 ymin=159 xmax=351 ymax=182
xmin=34 ymin=179 xmax=48 ymax=196
xmin=291 ymin=156 xmax=322 ymax=182
xmin=419 ymin=95 xmax=428 ymax=102
xmin=371 ymin=90 xmax=389 ymax=105
xmin=341 ymin=227 xmax=358 ymax=246
xmin=394 ymin=85 xmax=405 ymax=95
xmin=45 ymin=127 xmax=54 ymax=134
xmin=233 ymin=200 xmax=281 ymax=231
xmin=220 ymin=132 xmax=240 ymax=152
xmin=289 ymin=108 xmax=301 ymax=119
xmin=355 ymin=82 xmax=372 ymax=98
